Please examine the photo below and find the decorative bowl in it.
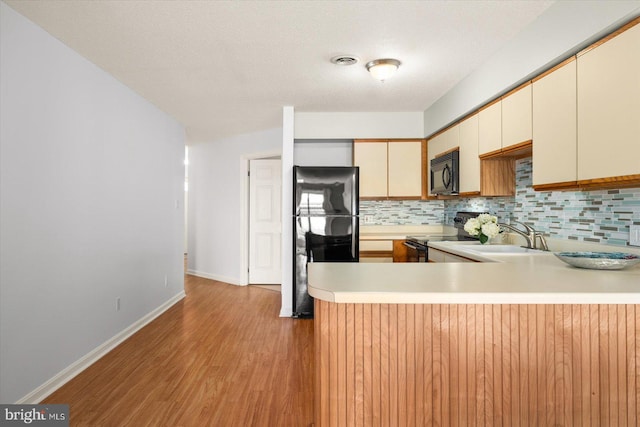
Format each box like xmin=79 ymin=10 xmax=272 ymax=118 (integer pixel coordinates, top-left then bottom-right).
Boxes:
xmin=554 ymin=252 xmax=640 ymax=270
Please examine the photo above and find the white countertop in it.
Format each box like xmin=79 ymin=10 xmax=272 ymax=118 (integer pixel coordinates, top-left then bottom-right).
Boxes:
xmin=307 ymin=242 xmax=640 ymax=304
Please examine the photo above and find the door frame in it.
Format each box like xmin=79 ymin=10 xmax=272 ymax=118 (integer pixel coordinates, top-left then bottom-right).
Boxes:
xmin=239 ymin=150 xmax=282 ymax=286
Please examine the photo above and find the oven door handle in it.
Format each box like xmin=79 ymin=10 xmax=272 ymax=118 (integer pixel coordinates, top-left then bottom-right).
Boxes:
xmin=404 ymin=241 xmax=422 ymax=250
xmin=404 ymin=241 xmax=429 ymax=262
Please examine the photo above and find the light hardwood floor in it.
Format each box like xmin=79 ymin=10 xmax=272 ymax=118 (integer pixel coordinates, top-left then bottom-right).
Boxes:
xmin=43 ymin=274 xmax=314 ymax=427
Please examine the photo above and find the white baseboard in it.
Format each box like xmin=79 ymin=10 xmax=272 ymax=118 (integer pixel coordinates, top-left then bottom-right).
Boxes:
xmin=16 ymin=291 xmax=186 ymax=404
xmin=187 ymin=269 xmax=243 ymax=286
xmin=280 ymin=306 xmax=293 ymax=317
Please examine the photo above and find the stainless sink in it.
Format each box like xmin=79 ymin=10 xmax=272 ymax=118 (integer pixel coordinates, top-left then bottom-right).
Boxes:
xmin=465 ymin=245 xmax=545 ymax=254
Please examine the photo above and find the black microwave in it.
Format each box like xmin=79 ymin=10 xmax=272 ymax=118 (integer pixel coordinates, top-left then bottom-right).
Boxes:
xmin=430 ymin=150 xmax=459 ymax=195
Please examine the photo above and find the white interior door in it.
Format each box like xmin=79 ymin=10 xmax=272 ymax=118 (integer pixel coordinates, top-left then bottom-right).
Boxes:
xmin=249 ymin=159 xmax=282 ymax=284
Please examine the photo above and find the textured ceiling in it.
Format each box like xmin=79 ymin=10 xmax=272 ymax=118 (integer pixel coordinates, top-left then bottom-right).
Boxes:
xmin=5 ymin=0 xmax=555 ymax=142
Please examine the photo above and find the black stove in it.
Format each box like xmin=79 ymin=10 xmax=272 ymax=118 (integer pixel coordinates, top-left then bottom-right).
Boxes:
xmin=403 ymin=212 xmax=482 ymax=262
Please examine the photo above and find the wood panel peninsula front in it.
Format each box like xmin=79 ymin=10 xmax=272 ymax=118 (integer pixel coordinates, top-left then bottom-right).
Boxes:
xmin=307 ymin=258 xmax=640 ymax=426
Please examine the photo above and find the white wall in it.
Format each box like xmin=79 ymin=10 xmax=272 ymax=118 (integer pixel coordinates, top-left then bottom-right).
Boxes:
xmin=281 ymin=107 xmax=295 ymax=317
xmin=187 ymin=127 xmax=282 ymax=285
xmin=294 ymin=112 xmax=424 ymax=139
xmin=294 ymin=140 xmax=353 ymax=167
xmin=424 ymin=1 xmax=640 ymax=136
xmin=0 ymin=2 xmax=185 ymax=404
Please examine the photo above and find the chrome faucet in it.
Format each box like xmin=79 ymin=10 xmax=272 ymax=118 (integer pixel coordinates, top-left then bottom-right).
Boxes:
xmin=534 ymin=231 xmax=549 ymax=251
xmin=498 ymin=220 xmax=548 ymax=251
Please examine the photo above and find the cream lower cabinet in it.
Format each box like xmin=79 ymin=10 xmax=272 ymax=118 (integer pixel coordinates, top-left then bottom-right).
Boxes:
xmin=428 ymin=247 xmax=476 ymax=262
xmin=532 ymin=58 xmax=577 ymax=187
xmin=354 ymin=140 xmax=423 ymax=199
xmin=359 ymin=240 xmax=393 ymax=263
xmin=577 ymin=22 xmax=640 ymax=181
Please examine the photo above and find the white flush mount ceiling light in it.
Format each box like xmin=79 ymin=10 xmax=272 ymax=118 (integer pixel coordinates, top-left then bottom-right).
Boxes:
xmin=366 ymin=58 xmax=401 ymax=81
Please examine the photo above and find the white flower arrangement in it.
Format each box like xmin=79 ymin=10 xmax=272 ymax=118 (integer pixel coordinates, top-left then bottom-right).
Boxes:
xmin=464 ymin=213 xmax=501 ymax=244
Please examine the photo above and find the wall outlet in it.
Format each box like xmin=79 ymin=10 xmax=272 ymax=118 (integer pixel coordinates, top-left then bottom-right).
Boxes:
xmin=116 ymin=297 xmax=121 ymax=312
xmin=164 ymin=274 xmax=168 ymax=288
xmin=363 ymin=215 xmax=374 ymax=224
xmin=630 ymin=224 xmax=640 ymax=247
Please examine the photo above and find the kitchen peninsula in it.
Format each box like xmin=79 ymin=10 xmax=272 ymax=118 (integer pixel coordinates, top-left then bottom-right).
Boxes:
xmin=308 ymin=252 xmax=640 ymax=426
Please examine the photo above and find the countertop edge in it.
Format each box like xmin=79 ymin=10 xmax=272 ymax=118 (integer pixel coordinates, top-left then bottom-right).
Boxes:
xmin=308 ymin=286 xmax=640 ymax=305
xmin=308 ymin=255 xmax=640 ymax=305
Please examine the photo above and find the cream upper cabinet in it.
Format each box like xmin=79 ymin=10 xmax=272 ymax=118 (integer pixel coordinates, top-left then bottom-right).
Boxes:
xmin=353 ymin=140 xmax=423 ymax=198
xmin=478 ymin=101 xmax=502 ymax=156
xmin=478 ymin=85 xmax=532 ymax=157
xmin=428 ymin=119 xmax=479 ymax=195
xmin=532 ymin=59 xmax=577 ymax=187
xmin=577 ymin=22 xmax=640 ymax=181
xmin=429 ymin=125 xmax=459 ymax=158
xmin=426 ymin=132 xmax=445 ymax=196
xmin=458 ymin=114 xmax=480 ymax=193
xmin=388 ymin=141 xmax=422 ymax=197
xmin=502 ymin=84 xmax=532 ymax=149
xmin=428 ymin=126 xmax=459 ymax=196
xmin=353 ymin=141 xmax=387 ymax=197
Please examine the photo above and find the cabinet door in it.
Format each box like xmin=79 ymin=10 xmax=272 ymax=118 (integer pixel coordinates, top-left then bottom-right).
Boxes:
xmin=427 ymin=248 xmax=475 ymax=262
xmin=428 ymin=127 xmax=459 ymax=196
xmin=459 ymin=114 xmax=480 ymax=193
xmin=359 ymin=240 xmax=393 ymax=263
xmin=532 ymin=59 xmax=577 ymax=186
xmin=427 ymin=134 xmax=444 ymax=196
xmin=428 ymin=248 xmax=445 ymax=262
xmin=577 ymin=23 xmax=640 ymax=181
xmin=388 ymin=141 xmax=422 ymax=197
xmin=392 ymin=240 xmax=419 ymax=262
xmin=478 ymin=101 xmax=502 ymax=156
xmin=429 ymin=127 xmax=458 ymax=159
xmin=444 ymin=253 xmax=475 ymax=262
xmin=502 ymin=84 xmax=532 ymax=149
xmin=353 ymin=141 xmax=388 ymax=197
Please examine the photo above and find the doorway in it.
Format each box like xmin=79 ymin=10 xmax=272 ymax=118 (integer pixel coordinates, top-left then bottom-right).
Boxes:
xmin=248 ymin=158 xmax=282 ymax=285
xmin=239 ymin=154 xmax=282 ymax=287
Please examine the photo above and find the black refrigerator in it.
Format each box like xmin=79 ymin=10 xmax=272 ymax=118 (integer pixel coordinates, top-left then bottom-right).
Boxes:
xmin=293 ymin=166 xmax=359 ymax=318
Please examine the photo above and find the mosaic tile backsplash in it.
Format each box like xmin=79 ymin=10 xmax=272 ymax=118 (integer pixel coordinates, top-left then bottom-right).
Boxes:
xmin=510 ymin=159 xmax=640 ymax=247
xmin=360 ymin=200 xmax=444 ymax=225
xmin=360 ymin=158 xmax=640 ymax=247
